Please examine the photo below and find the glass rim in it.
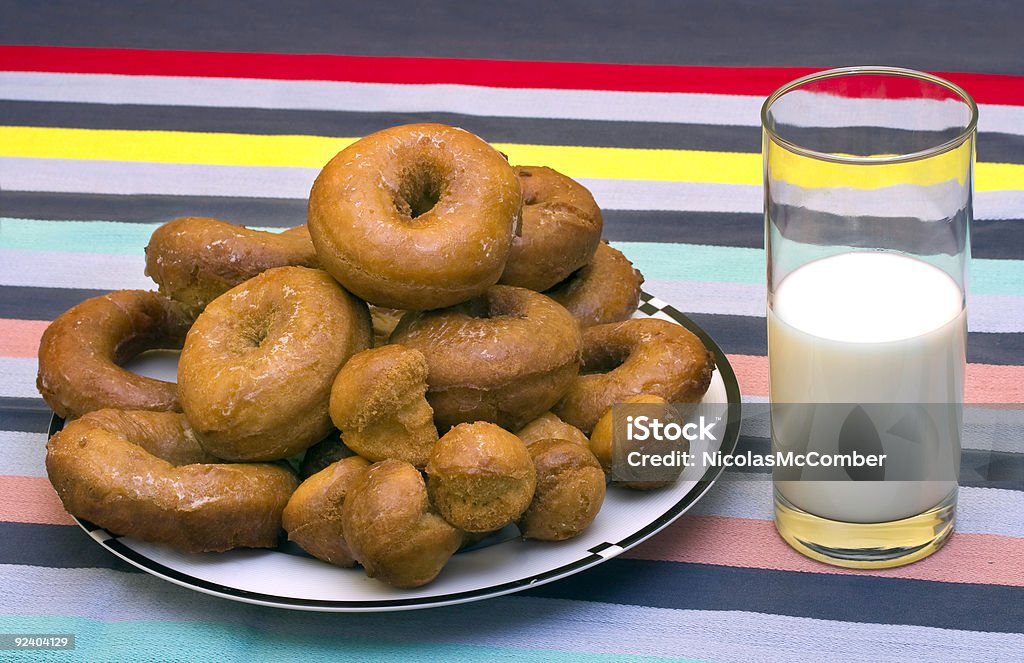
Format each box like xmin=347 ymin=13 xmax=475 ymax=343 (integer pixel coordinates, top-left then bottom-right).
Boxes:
xmin=761 ymin=66 xmax=979 ymax=165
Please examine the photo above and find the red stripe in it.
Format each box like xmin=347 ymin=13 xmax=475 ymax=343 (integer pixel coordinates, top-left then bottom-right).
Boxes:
xmin=2 ymin=45 xmax=1023 ymax=105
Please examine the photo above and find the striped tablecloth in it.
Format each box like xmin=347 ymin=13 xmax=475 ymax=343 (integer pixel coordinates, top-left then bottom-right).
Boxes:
xmin=2 ymin=4 xmax=1022 ymax=661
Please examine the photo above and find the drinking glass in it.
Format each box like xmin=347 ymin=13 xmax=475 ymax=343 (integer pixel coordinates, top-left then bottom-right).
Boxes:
xmin=762 ymin=67 xmax=977 ymax=568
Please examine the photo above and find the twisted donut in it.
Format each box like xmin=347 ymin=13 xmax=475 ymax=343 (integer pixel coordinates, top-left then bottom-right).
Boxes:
xmin=145 ymin=217 xmax=318 ymax=313
xmin=46 ymin=409 xmax=297 ymax=553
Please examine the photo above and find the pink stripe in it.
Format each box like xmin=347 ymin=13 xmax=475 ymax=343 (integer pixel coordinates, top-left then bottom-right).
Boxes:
xmin=727 ymin=354 xmax=1024 ymax=404
xmin=0 ymin=475 xmax=74 ymax=526
xmin=626 ymin=514 xmax=1024 ymax=587
xmin=0 ymin=319 xmax=47 ymax=358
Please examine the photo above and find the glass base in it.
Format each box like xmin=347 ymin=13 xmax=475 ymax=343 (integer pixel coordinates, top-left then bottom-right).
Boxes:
xmin=773 ymin=488 xmax=956 ymax=569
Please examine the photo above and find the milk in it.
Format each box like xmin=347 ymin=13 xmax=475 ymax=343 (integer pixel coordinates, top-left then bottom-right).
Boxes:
xmin=769 ymin=251 xmax=965 ymax=523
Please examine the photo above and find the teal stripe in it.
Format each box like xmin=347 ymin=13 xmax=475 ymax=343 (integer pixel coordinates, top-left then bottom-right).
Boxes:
xmin=0 ymin=616 xmax=703 ymax=663
xmin=616 ymin=241 xmax=1024 ymax=297
xmin=0 ymin=218 xmax=283 ymax=257
xmin=1 ymin=218 xmax=1021 ymax=297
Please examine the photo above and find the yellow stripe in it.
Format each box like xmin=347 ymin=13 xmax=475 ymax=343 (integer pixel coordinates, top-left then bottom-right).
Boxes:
xmin=1 ymin=126 xmax=1021 ymax=192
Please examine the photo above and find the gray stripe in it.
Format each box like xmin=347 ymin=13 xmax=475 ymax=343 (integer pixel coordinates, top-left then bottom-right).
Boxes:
xmin=0 ymin=100 xmax=765 ymax=154
xmin=0 ymin=249 xmax=151 ymax=291
xmin=2 ymin=0 xmax=1021 ymax=74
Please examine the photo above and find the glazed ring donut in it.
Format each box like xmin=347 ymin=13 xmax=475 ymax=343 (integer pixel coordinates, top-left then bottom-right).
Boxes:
xmin=390 ymin=285 xmax=582 ymax=432
xmin=145 ymin=217 xmax=319 ymax=313
xmin=499 ymin=166 xmax=603 ymax=292
xmin=178 ymin=266 xmax=372 ymax=461
xmin=308 ymin=123 xmax=522 ymax=310
xmin=36 ymin=290 xmax=194 ymax=419
xmin=553 ymin=318 xmax=715 ymax=434
xmin=45 ymin=409 xmax=298 ymax=553
xmin=545 ymin=241 xmax=644 ymax=327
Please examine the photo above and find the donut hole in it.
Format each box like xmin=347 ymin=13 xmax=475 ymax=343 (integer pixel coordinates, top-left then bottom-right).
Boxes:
xmin=395 ymin=163 xmax=446 ymax=221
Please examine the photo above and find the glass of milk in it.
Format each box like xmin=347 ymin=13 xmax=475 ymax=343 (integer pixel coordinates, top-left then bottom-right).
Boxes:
xmin=762 ymin=67 xmax=977 ymax=568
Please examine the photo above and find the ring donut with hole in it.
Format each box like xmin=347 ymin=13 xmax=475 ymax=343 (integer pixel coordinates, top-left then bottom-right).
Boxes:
xmin=37 ymin=289 xmax=194 ymax=419
xmin=545 ymin=241 xmax=645 ymax=327
xmin=499 ymin=165 xmax=603 ymax=292
xmin=390 ymin=285 xmax=582 ymax=432
xmin=177 ymin=266 xmax=372 ymax=461
xmin=307 ymin=123 xmax=523 ymax=310
xmin=553 ymin=318 xmax=715 ymax=434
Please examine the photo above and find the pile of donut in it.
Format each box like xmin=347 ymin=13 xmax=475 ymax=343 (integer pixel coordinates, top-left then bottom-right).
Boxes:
xmin=39 ymin=124 xmax=715 ymax=589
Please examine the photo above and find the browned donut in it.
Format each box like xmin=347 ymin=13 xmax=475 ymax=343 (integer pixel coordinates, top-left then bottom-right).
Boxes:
xmin=426 ymin=422 xmax=537 ymax=533
xmin=36 ymin=290 xmax=193 ymax=419
xmin=308 ymin=123 xmax=522 ymax=310
xmin=390 ymin=285 xmax=582 ymax=431
xmin=518 ymin=438 xmax=606 ymax=541
xmin=145 ymin=217 xmax=319 ymax=313
xmin=545 ymin=241 xmax=645 ymax=327
xmin=178 ymin=266 xmax=372 ymax=461
xmin=46 ymin=409 xmax=298 ymax=553
xmin=282 ymin=456 xmax=372 ymax=567
xmin=499 ymin=166 xmax=603 ymax=291
xmin=516 ymin=412 xmax=590 ymax=448
xmin=329 ymin=345 xmax=438 ymax=468
xmin=342 ymin=459 xmax=463 ymax=588
xmin=553 ymin=318 xmax=715 ymax=434
xmin=588 ymin=394 xmax=685 ymax=490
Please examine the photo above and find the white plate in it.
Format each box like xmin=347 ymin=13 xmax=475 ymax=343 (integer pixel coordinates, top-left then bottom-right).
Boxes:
xmin=53 ymin=293 xmax=741 ymax=611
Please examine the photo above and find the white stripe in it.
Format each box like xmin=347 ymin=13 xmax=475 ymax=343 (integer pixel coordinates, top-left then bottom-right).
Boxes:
xmin=0 ymin=357 xmax=40 ymax=399
xmin=0 ymin=72 xmax=765 ymax=126
xmin=770 ymin=91 xmax=973 ymax=132
xmin=0 ymin=565 xmax=1019 ymax=662
xmin=0 ymin=430 xmax=48 ymax=477
xmin=3 ymin=72 xmax=1024 ymax=136
xmin=0 ymin=248 xmax=151 ymax=291
xmin=4 ymin=156 xmax=1024 ymax=219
